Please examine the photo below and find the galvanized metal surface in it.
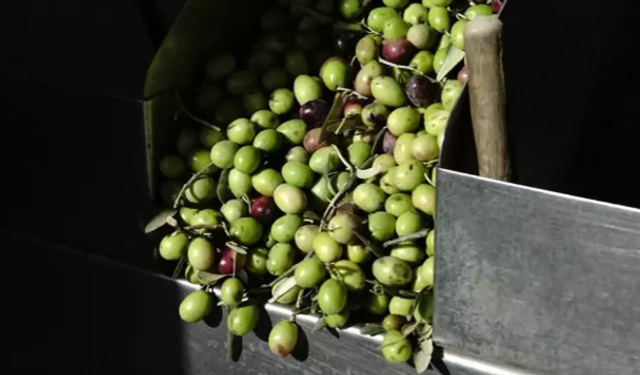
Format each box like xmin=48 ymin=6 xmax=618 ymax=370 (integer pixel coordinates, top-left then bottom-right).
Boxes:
xmin=434 ymin=169 xmax=640 ymax=375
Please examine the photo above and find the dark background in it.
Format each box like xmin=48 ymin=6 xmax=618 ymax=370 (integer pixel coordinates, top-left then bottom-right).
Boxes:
xmin=2 ymin=0 xmax=639 ymax=374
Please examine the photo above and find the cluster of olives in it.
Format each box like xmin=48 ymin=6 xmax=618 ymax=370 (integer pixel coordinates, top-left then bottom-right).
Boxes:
xmin=152 ymin=0 xmax=498 ymax=370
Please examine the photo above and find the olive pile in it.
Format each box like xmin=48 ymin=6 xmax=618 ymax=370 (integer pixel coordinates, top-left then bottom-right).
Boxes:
xmin=149 ymin=0 xmax=500 ymax=370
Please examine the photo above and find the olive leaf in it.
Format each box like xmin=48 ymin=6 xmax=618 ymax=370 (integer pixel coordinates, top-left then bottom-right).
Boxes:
xmin=414 ymin=337 xmax=434 ymax=374
xmin=303 ymin=211 xmax=321 ymax=223
xmin=217 ymin=168 xmax=233 ymax=205
xmin=418 ymin=323 xmax=433 ymax=338
xmin=225 ymin=242 xmax=248 ymax=255
xmin=383 ymin=229 xmax=430 ymax=248
xmin=268 ymin=276 xmax=297 ymax=304
xmin=198 ymin=271 xmax=227 ymax=286
xmin=399 ymin=289 xmax=419 ymax=298
xmin=172 ymin=255 xmax=188 ymax=279
xmin=145 ymin=209 xmax=177 ymax=233
xmin=325 ymin=117 xmax=363 ymax=134
xmin=312 ymin=317 xmax=327 ymax=333
xmin=356 ymin=164 xmax=382 ymax=179
xmin=361 ymin=323 xmax=386 ymax=336
xmin=319 ymin=93 xmax=347 ymax=142
xmin=437 ymin=45 xmax=465 ymax=82
xmin=402 ymin=321 xmax=420 ymax=337
xmin=237 ymin=269 xmax=249 ymax=284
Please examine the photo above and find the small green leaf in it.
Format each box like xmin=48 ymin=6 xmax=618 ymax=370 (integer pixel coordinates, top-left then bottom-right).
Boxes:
xmin=418 ymin=324 xmax=433 ymax=338
xmin=225 ymin=242 xmax=248 ymax=255
xmin=324 ymin=117 xmax=363 ymax=134
xmin=268 ymin=276 xmax=297 ymax=304
xmin=399 ymin=289 xmax=418 ymax=298
xmin=145 ymin=209 xmax=177 ymax=233
xmin=402 ymin=321 xmax=420 ymax=337
xmin=217 ymin=168 xmax=232 ymax=204
xmin=356 ymin=164 xmax=382 ymax=179
xmin=414 ymin=337 xmax=434 ymax=374
xmin=319 ymin=93 xmax=347 ymax=142
xmin=198 ymin=271 xmax=227 ymax=285
xmin=303 ymin=211 xmax=321 ymax=223
xmin=437 ymin=46 xmax=465 ymax=82
xmin=312 ymin=317 xmax=327 ymax=333
xmin=361 ymin=323 xmax=386 ymax=336
xmin=172 ymin=254 xmax=187 ymax=279
xmin=237 ymin=269 xmax=249 ymax=284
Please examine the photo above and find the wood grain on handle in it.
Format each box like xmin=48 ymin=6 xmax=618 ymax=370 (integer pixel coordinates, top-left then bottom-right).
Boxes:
xmin=464 ymin=17 xmax=510 ymax=181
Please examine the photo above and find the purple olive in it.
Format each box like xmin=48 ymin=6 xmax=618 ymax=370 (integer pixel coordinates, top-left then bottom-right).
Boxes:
xmin=382 ymin=40 xmax=414 ymax=64
xmin=303 ymin=128 xmax=328 ymax=153
xmin=405 ymin=75 xmax=439 ymax=108
xmin=383 ymin=132 xmax=398 ymax=154
xmin=299 ymin=99 xmax=330 ymax=128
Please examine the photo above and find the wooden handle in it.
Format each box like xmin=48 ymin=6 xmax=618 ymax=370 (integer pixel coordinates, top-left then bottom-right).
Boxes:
xmin=464 ymin=17 xmax=510 ymax=181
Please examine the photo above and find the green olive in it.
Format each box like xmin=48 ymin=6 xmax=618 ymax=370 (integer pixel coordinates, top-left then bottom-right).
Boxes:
xmin=185 ymin=265 xmax=200 ymax=284
xmin=227 ymin=70 xmax=259 ymax=95
xmin=215 ymin=97 xmax=245 ymax=125
xmin=191 ymin=209 xmax=223 ymax=227
xmin=274 ymin=184 xmax=307 ymax=214
xmin=424 ymin=110 xmax=450 ymax=136
xmin=421 ymin=257 xmax=434 ymax=287
xmin=354 ymin=60 xmax=384 ymax=98
xmin=339 ymin=0 xmax=363 ymax=19
xmin=394 ymin=133 xmax=417 ymax=165
xmin=295 ymin=258 xmax=327 ymax=288
xmin=318 ymin=279 xmax=348 ymax=314
xmin=347 ymin=141 xmax=371 ymax=167
xmin=404 ymin=3 xmax=429 ymax=25
xmin=385 ymin=193 xmax=415 ymax=217
xmin=396 ymin=211 xmax=426 ymax=236
xmin=267 ymin=243 xmax=295 ymax=276
xmin=159 ymin=231 xmax=188 ymax=261
xmin=251 ymin=110 xmax=281 ymax=129
xmin=220 ymin=277 xmax=245 ymax=307
xmin=381 ymin=330 xmax=413 ymax=363
xmin=195 ymin=84 xmax=224 ymax=116
xmin=389 ymin=296 xmax=415 ymax=316
xmin=210 ymin=140 xmax=239 ymax=169
xmin=293 ymin=75 xmax=323 ymax=105
xmin=261 ymin=33 xmax=290 ymax=53
xmin=271 ymin=214 xmax=303 ymax=243
xmin=361 ymin=102 xmax=389 ymax=128
xmin=230 ymin=217 xmax=263 ymax=245
xmin=407 ymin=24 xmax=436 ymax=50
xmin=465 ymin=4 xmax=493 ymax=20
xmin=368 ymin=212 xmax=397 ymax=242
xmin=309 ymin=146 xmax=340 ymax=174
xmin=159 ymin=155 xmax=186 ymax=178
xmin=327 ymin=213 xmax=360 ymax=244
xmin=188 ymin=237 xmax=215 ymax=271
xmin=252 ymin=169 xmax=284 ymax=197
xmin=269 ymin=88 xmax=295 ymax=115
xmin=383 ymin=314 xmax=407 ymax=331
xmin=200 ymin=127 xmax=225 ymax=148
xmin=189 ymin=150 xmax=217 ymax=174
xmin=395 ymin=160 xmax=425 ymax=191
xmin=253 ymin=129 xmax=282 ymax=153
xmin=383 ymin=0 xmax=409 ymax=8
xmin=374 ymin=154 xmax=397 ymax=173
xmin=269 ymin=320 xmax=299 ymax=357
xmin=185 ymin=176 xmax=217 ymax=204
xmin=429 ymin=0 xmax=452 ymax=5
xmin=228 ymin=305 xmax=260 ymax=336
xmin=442 ymin=79 xmax=463 ymax=111
xmin=313 ymin=232 xmax=343 ymax=263
xmin=180 ymin=207 xmax=198 ymax=225
xmin=345 ymin=244 xmax=368 ymax=264
xmin=177 ymin=128 xmax=199 ymax=156
xmin=373 ymin=256 xmax=413 ymax=286
xmin=428 ymin=6 xmax=450 ymax=33
xmin=371 ymin=76 xmax=406 ymax=107
xmin=353 ymin=183 xmax=387 ymax=213
xmin=227 ymin=118 xmax=257 ymax=145
xmin=411 ymin=134 xmax=439 ymax=161
xmin=205 ymin=53 xmax=236 ymax=82
xmin=229 ymin=168 xmax=253 ymax=198
xmin=433 ymin=47 xmax=449 ymax=73
xmin=220 ymin=199 xmax=249 ymax=224
xmin=413 ymin=291 xmax=434 ymax=324
xmin=320 ymin=57 xmax=349 ymax=91
xmin=355 ymin=35 xmax=380 ymax=65
xmin=412 ymin=184 xmax=436 ymax=215
xmin=286 ymin=146 xmax=309 ymax=163
xmin=295 ymin=225 xmax=319 ymax=254
xmin=277 ymin=119 xmax=307 ymax=145
xmin=272 ymin=278 xmax=302 ymax=304
xmin=243 ymin=90 xmax=268 ymax=115
xmin=390 ymin=241 xmax=425 ymax=264
xmin=234 ymin=146 xmax=261 ymax=174
xmin=247 ymin=50 xmax=276 ymax=71
xmin=426 ymin=229 xmax=435 ymax=256
xmin=387 ymin=107 xmax=420 ymax=136
xmin=383 ymin=18 xmax=410 ymax=40
xmin=262 ymin=67 xmax=289 ymax=92
xmin=246 ymin=247 xmax=269 ymax=276
xmin=451 ymin=19 xmax=467 ymax=50
xmin=380 ymin=170 xmax=399 ymax=195
xmin=367 ymin=7 xmax=401 ymax=33
xmin=179 ymin=290 xmax=213 ymax=323
xmin=333 ymin=171 xmax=351 ymax=191
xmin=282 ymin=162 xmax=314 ymax=188
xmin=324 ymin=309 xmax=350 ymax=328
xmin=419 ymin=103 xmax=445 ymax=119
xmin=410 ymin=51 xmax=435 ymax=74
xmin=285 ymin=50 xmax=309 ymax=77
xmin=367 ymin=293 xmax=390 ymax=315
xmin=309 ymin=176 xmax=332 ymax=210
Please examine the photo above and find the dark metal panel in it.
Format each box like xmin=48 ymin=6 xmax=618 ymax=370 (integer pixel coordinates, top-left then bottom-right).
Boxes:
xmin=434 ymin=169 xmax=640 ymax=375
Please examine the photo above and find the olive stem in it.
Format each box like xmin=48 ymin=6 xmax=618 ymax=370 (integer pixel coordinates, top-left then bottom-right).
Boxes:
xmin=172 ymin=162 xmax=216 ymax=209
xmin=336 ymin=87 xmax=368 ymax=101
xmin=383 ymin=229 xmax=431 ymax=248
xmin=424 ymin=172 xmax=435 ymax=186
xmin=172 ymin=254 xmax=188 ymax=279
xmin=353 ymin=231 xmax=384 ymax=258
xmin=360 ymin=20 xmax=382 ymax=36
xmin=333 ymin=117 xmax=349 ymax=135
xmin=371 ymin=126 xmax=388 ymax=156
xmin=331 ymin=145 xmax=354 ymax=172
xmin=176 ymin=92 xmax=220 ymax=131
xmin=267 ymin=251 xmax=315 ymax=288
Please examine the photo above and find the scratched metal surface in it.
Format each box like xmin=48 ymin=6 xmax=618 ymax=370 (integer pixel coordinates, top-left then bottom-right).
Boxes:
xmin=433 ymin=170 xmax=640 ymax=375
